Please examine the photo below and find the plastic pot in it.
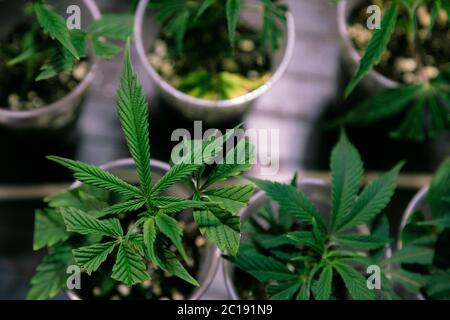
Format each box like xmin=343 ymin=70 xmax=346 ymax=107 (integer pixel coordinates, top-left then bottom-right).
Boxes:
xmin=134 ymin=0 xmax=296 ymax=123
xmin=65 ymin=158 xmax=221 ymax=300
xmin=0 ymin=0 xmax=100 ymax=130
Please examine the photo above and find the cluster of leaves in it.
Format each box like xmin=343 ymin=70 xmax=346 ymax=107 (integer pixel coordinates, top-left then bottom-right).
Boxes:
xmin=28 ymin=43 xmax=255 ymax=300
xmin=229 ymin=131 xmax=429 ymax=300
xmin=338 ymin=0 xmax=450 ymax=141
xmin=150 ymin=0 xmax=288 ymax=54
xmin=400 ymin=158 xmax=450 ymax=299
xmin=8 ymin=0 xmax=133 ymax=81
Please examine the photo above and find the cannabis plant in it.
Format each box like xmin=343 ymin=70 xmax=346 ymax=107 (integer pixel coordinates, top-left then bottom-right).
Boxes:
xmin=336 ymin=0 xmax=450 ymax=141
xmin=28 ymin=43 xmax=255 ymax=300
xmin=229 ymin=131 xmax=427 ymax=299
xmin=400 ymin=158 xmax=450 ymax=299
xmin=0 ymin=1 xmax=133 ymax=110
xmin=147 ymin=0 xmax=288 ymax=100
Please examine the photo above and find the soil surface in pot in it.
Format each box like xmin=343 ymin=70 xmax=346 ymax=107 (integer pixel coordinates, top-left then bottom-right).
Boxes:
xmin=148 ymin=22 xmax=272 ymax=101
xmin=348 ymin=1 xmax=450 ymax=84
xmin=72 ymin=214 xmax=205 ymax=300
xmin=0 ymin=22 xmax=88 ymax=111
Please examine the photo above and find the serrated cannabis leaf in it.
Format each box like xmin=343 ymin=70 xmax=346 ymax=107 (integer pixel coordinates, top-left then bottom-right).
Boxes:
xmin=314 ymin=265 xmax=333 ymax=300
xmin=112 ymin=242 xmax=150 ymax=286
xmin=143 ymin=217 xmax=157 ymax=263
xmin=48 ymin=156 xmax=141 ymax=198
xmin=231 ymin=252 xmax=295 ymax=282
xmin=194 ymin=206 xmax=240 ymax=255
xmin=27 ymin=245 xmax=74 ymax=300
xmin=337 ymin=162 xmax=404 ymax=231
xmin=382 ymin=245 xmax=434 ymax=266
xmin=333 ymin=234 xmax=388 ymax=250
xmin=269 ymin=282 xmax=301 ymax=300
xmin=73 ymin=241 xmax=117 ymax=275
xmin=87 ymin=14 xmax=134 ymax=39
xmin=34 ymin=2 xmax=79 ymax=59
xmin=334 ymin=263 xmax=375 ymax=300
xmin=345 ymin=0 xmax=398 ymax=97
xmin=226 ymin=0 xmax=240 ymax=49
xmin=330 ymin=130 xmax=363 ymax=230
xmin=117 ymin=42 xmax=152 ymax=197
xmin=248 ymin=177 xmax=327 ymax=233
xmin=204 ymin=184 xmax=254 ymax=213
xmin=99 ymin=198 xmax=146 ymax=217
xmin=92 ymin=38 xmax=122 ymax=59
xmin=61 ymin=207 xmax=123 ymax=238
xmin=150 ymin=163 xmax=200 ymax=196
xmin=33 ymin=209 xmax=70 ymax=251
xmin=155 ymin=212 xmax=187 ymax=260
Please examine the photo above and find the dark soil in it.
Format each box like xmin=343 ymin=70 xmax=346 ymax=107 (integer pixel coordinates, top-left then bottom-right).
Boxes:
xmin=348 ymin=1 xmax=450 ymax=83
xmin=0 ymin=22 xmax=86 ymax=110
xmin=148 ymin=21 xmax=272 ymax=100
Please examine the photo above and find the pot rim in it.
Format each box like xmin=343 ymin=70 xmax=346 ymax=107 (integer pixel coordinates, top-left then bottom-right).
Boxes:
xmin=336 ymin=0 xmax=399 ymax=89
xmin=397 ymin=185 xmax=429 ymax=250
xmin=223 ymin=177 xmax=330 ymax=300
xmin=134 ymin=0 xmax=296 ymax=109
xmin=66 ymin=157 xmax=221 ymax=300
xmin=0 ymin=0 xmax=100 ymax=120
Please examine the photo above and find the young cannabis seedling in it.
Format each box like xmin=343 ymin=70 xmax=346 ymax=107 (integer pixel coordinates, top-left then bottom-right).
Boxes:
xmin=28 ymin=43 xmax=255 ymax=299
xmin=400 ymin=158 xmax=450 ymax=299
xmin=229 ymin=131 xmax=425 ymax=299
xmin=337 ymin=0 xmax=450 ymax=141
xmin=147 ymin=0 xmax=288 ymax=100
xmin=0 ymin=1 xmax=133 ymax=110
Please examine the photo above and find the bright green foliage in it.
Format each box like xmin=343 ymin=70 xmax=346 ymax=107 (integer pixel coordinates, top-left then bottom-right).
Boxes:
xmin=400 ymin=158 xmax=450 ymax=299
xmin=150 ymin=0 xmax=288 ymax=53
xmin=9 ymin=1 xmax=133 ymax=81
xmin=28 ymin=44 xmax=255 ymax=299
xmin=229 ymin=131 xmax=425 ymax=300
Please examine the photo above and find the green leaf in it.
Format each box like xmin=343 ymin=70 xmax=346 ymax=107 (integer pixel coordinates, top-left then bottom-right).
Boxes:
xmin=427 ymin=158 xmax=450 ymax=218
xmin=99 ymin=198 xmax=146 ymax=217
xmin=195 ymin=0 xmax=215 ymax=20
xmin=388 ymin=269 xmax=426 ymax=294
xmin=269 ymin=282 xmax=301 ymax=300
xmin=156 ymin=200 xmax=207 ymax=214
xmin=33 ymin=209 xmax=70 ymax=251
xmin=143 ymin=217 xmax=157 ymax=263
xmin=390 ymin=96 xmax=426 ymax=141
xmin=382 ymin=245 xmax=434 ymax=266
xmin=344 ymin=0 xmax=399 ymax=97
xmin=418 ymin=216 xmax=450 ymax=228
xmin=87 ymin=14 xmax=134 ymax=39
xmin=194 ymin=206 xmax=240 ymax=255
xmin=167 ymin=11 xmax=190 ymax=54
xmin=73 ymin=241 xmax=117 ymax=275
xmin=150 ymin=163 xmax=200 ymax=196
xmin=261 ymin=0 xmax=287 ymax=50
xmin=334 ymin=263 xmax=375 ymax=300
xmin=248 ymin=177 xmax=327 ymax=233
xmin=112 ymin=242 xmax=150 ymax=286
xmin=333 ymin=234 xmax=388 ymax=250
xmin=286 ymin=231 xmax=322 ymax=253
xmin=330 ymin=130 xmax=363 ymax=230
xmin=314 ymin=265 xmax=333 ymax=300
xmin=232 ymin=252 xmax=295 ymax=282
xmin=36 ymin=47 xmax=75 ymax=81
xmin=27 ymin=245 xmax=74 ymax=300
xmin=92 ymin=38 xmax=122 ymax=58
xmin=204 ymin=184 xmax=254 ymax=213
xmin=47 ymin=156 xmax=141 ymax=198
xmin=425 ymin=270 xmax=450 ymax=299
xmin=328 ymin=85 xmax=421 ymax=128
xmin=337 ymin=162 xmax=404 ymax=231
xmin=155 ymin=212 xmax=187 ymax=260
xmin=117 ymin=42 xmax=152 ymax=197
xmin=153 ymin=246 xmax=199 ymax=286
xmin=61 ymin=207 xmax=123 ymax=238
xmin=34 ymin=2 xmax=79 ymax=59
xmin=203 ymin=139 xmax=255 ymax=188
xmin=226 ymin=0 xmax=240 ymax=49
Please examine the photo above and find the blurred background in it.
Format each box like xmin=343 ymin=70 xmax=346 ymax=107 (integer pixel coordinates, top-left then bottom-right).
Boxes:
xmin=0 ymin=0 xmax=448 ymax=299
